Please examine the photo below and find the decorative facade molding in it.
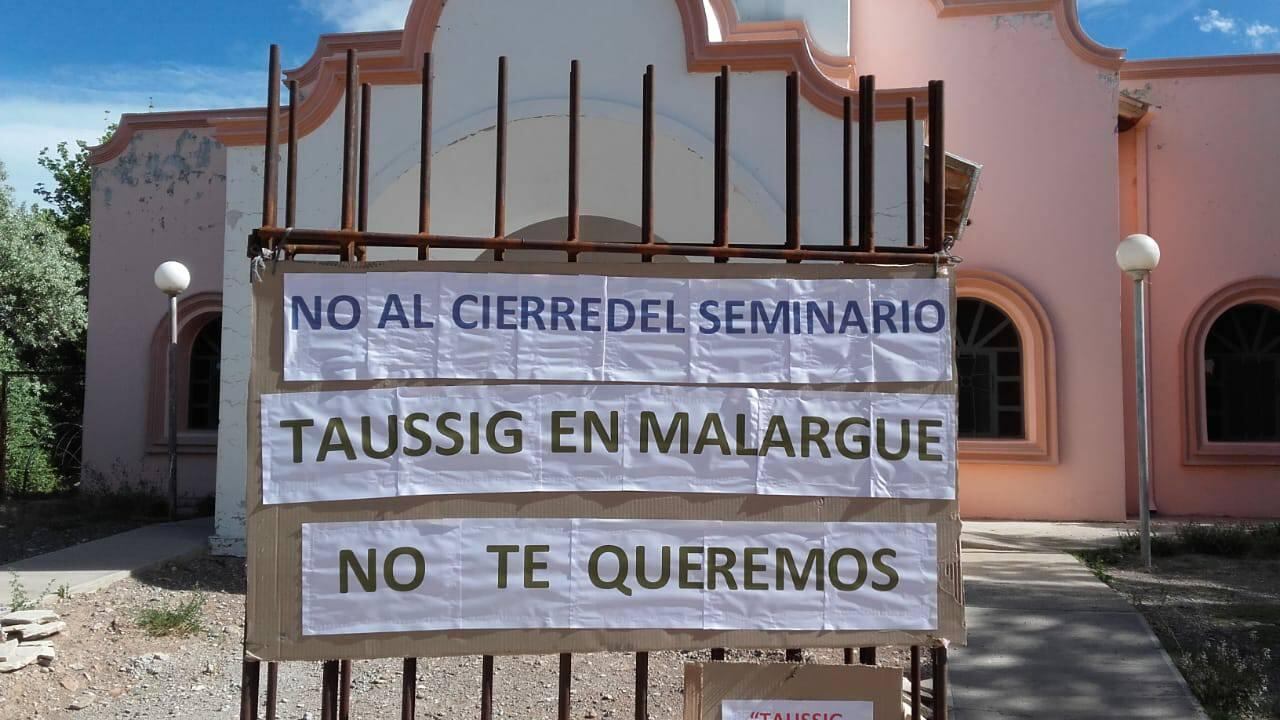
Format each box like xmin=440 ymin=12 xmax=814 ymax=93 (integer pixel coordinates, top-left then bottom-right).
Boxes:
xmin=145 ymin=292 xmax=223 ymax=456
xmin=957 ymin=269 xmax=1059 ymax=465
xmin=1182 ymin=278 xmax=1280 ymax=466
xmin=1122 ymin=53 xmax=1280 ymax=81
xmin=931 ymin=0 xmax=1124 ymax=71
xmin=90 ymin=0 xmax=922 ymax=165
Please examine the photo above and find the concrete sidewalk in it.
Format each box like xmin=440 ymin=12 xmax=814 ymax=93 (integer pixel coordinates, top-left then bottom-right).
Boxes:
xmin=0 ymin=517 xmax=212 ymax=607
xmin=953 ymin=523 xmax=1207 ymax=719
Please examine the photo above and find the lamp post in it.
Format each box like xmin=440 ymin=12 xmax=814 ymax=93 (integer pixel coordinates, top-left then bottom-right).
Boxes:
xmin=1116 ymin=234 xmax=1161 ymax=570
xmin=154 ymin=261 xmax=191 ymax=521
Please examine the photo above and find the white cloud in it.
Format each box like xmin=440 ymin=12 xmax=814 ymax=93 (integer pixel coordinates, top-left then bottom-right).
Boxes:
xmin=0 ymin=62 xmax=260 ymax=207
xmin=1195 ymin=9 xmax=1238 ymax=34
xmin=299 ymin=0 xmax=413 ymax=32
xmin=1246 ymin=21 xmax=1279 ymax=50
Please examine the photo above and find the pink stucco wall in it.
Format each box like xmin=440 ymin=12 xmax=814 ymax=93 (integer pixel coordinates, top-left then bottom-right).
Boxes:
xmin=82 ymin=127 xmax=226 ymax=504
xmin=1120 ymin=72 xmax=1280 ymax=517
xmin=852 ymin=2 xmax=1128 ymax=520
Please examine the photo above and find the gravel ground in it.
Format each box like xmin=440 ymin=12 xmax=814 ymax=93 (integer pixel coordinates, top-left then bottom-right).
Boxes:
xmin=0 ymin=554 xmax=922 ymax=720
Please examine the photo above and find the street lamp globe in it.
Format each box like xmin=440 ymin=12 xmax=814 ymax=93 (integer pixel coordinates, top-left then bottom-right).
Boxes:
xmin=1116 ymin=234 xmax=1161 ymax=276
xmin=154 ymin=261 xmax=191 ymax=297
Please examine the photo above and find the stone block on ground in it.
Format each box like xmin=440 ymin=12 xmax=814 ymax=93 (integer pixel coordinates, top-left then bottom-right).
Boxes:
xmin=0 ymin=610 xmax=59 ymax=626
xmin=0 ymin=644 xmax=41 ymax=672
xmin=9 ymin=621 xmax=65 ymax=640
xmin=0 ymin=638 xmax=17 ymax=662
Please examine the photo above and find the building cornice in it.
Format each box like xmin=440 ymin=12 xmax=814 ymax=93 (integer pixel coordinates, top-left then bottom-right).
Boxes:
xmin=1121 ymin=53 xmax=1280 ymax=80
xmin=89 ymin=0 xmax=922 ymax=165
xmin=931 ymin=0 xmax=1124 ymax=71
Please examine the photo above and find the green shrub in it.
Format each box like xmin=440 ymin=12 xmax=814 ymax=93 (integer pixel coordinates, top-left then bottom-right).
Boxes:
xmin=1179 ymin=633 xmax=1271 ymax=720
xmin=136 ymin=593 xmax=205 ymax=637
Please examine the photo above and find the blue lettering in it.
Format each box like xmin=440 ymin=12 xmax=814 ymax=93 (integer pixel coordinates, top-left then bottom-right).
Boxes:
xmin=667 ymin=301 xmax=686 ymax=334
xmin=291 ymin=296 xmax=323 ymax=330
xmin=750 ymin=301 xmax=789 ymax=334
xmin=639 ymin=299 xmax=661 ymax=333
xmin=378 ymin=294 xmax=409 ymax=329
xmin=839 ymin=301 xmax=868 ymax=333
xmin=699 ymin=300 xmax=721 ymax=334
xmin=452 ymin=295 xmax=479 ymax=330
xmin=608 ymin=299 xmax=636 ymax=332
xmin=724 ymin=300 xmax=746 ymax=335
xmin=520 ymin=296 xmax=546 ymax=330
xmin=916 ymin=299 xmax=946 ymax=333
xmin=806 ymin=301 xmax=834 ymax=334
xmin=550 ymin=297 xmax=575 ymax=330
xmin=872 ymin=300 xmax=898 ymax=333
xmin=581 ymin=297 xmax=602 ymax=332
xmin=327 ymin=295 xmax=361 ymax=330
xmin=413 ymin=295 xmax=433 ymax=328
xmin=496 ymin=295 xmax=518 ymax=330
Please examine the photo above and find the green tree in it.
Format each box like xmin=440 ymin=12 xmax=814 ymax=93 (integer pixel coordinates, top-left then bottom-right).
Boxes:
xmin=0 ymin=162 xmax=87 ymax=492
xmin=34 ymin=124 xmax=112 ymax=271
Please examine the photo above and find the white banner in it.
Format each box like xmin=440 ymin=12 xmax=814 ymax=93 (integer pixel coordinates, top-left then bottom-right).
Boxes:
xmin=261 ymin=385 xmax=956 ymax=505
xmin=721 ymin=700 xmax=874 ymax=720
xmin=301 ymin=519 xmax=937 ymax=636
xmin=283 ymin=272 xmax=951 ymax=383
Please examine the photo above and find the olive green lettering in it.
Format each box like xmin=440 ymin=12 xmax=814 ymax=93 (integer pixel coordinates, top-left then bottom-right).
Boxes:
xmin=279 ymin=419 xmax=314 ymax=463
xmin=338 ymin=548 xmax=376 ymax=594
xmin=872 ymin=548 xmax=900 ymax=591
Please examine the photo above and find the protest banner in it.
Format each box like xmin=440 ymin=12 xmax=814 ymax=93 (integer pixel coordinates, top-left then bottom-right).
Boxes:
xmin=245 ymin=261 xmax=962 ymax=662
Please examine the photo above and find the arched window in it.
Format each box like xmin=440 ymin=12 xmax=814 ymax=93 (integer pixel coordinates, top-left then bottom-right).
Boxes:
xmin=1184 ymin=279 xmax=1280 ymax=464
xmin=1204 ymin=303 xmax=1280 ymax=443
xmin=188 ymin=320 xmax=221 ymax=431
xmin=957 ymin=298 xmax=1024 ymax=439
xmin=956 ymin=271 xmax=1058 ymax=464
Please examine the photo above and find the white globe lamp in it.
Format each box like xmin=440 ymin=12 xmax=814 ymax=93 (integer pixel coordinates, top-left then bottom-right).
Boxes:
xmin=154 ymin=260 xmax=191 ymax=297
xmin=1116 ymin=234 xmax=1161 ymax=278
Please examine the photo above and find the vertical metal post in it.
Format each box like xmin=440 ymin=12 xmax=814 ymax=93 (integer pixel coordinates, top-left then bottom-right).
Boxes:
xmin=493 ymin=56 xmax=508 ymax=261
xmin=905 ymin=96 xmax=917 ymax=247
xmin=239 ymin=659 xmax=261 ymax=720
xmin=557 ymin=653 xmax=572 ymax=720
xmin=339 ymin=660 xmax=352 ymax=720
xmin=843 ymin=648 xmax=854 ymax=665
xmin=418 ymin=52 xmax=432 ymax=260
xmin=401 ymin=657 xmax=417 ymax=720
xmin=927 ymin=80 xmax=945 ymax=254
xmin=710 ymin=648 xmax=725 ymax=661
xmin=634 ymin=652 xmax=649 ymax=720
xmin=860 ymin=647 xmax=876 ymax=665
xmin=785 ymin=72 xmax=799 ymax=260
xmin=858 ymin=75 xmax=875 ymax=253
xmin=640 ymin=65 xmax=655 ymax=261
xmin=910 ymin=646 xmax=922 ymax=720
xmin=568 ymin=60 xmax=580 ymax=245
xmin=321 ymin=660 xmax=338 ymax=720
xmin=932 ymin=646 xmax=949 ymax=720
xmin=842 ymin=95 xmax=853 ymax=249
xmin=340 ymin=49 xmax=359 ymax=261
xmin=714 ymin=66 xmax=730 ymax=262
xmin=480 ymin=655 xmax=494 ymax=720
xmin=262 ymin=45 xmax=280 ymax=228
xmin=167 ymin=295 xmax=178 ymax=519
xmin=359 ymin=83 xmax=372 ymax=233
xmin=265 ymin=661 xmax=278 ymax=720
xmin=1134 ymin=272 xmax=1153 ymax=569
xmin=785 ymin=649 xmax=802 ymax=662
xmin=286 ymin=81 xmax=298 ymax=229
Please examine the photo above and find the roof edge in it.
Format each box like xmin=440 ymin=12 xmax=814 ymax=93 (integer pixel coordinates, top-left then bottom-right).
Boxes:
xmin=931 ymin=0 xmax=1125 ymax=71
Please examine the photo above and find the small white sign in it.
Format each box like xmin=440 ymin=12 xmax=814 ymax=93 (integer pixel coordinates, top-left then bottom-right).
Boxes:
xmin=721 ymin=699 xmax=874 ymax=720
xmin=283 ymin=272 xmax=952 ymax=384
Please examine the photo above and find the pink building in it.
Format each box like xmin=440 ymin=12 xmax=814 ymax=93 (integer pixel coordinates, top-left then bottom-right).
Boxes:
xmin=82 ymin=0 xmax=1280 ymax=553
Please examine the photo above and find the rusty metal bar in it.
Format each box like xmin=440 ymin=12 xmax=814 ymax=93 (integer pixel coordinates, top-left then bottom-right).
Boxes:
xmin=320 ymin=661 xmax=338 ymax=720
xmin=494 ymin=56 xmax=508 ymax=261
xmin=557 ymin=653 xmax=572 ymax=720
xmin=265 ymin=661 xmax=278 ymax=720
xmin=932 ymin=645 xmax=948 ymax=720
xmin=358 ymin=83 xmax=372 ymax=233
xmin=927 ymin=80 xmax=945 ymax=253
xmin=785 ymin=649 xmax=802 ymax=662
xmin=858 ymin=75 xmax=875 ymax=253
xmin=418 ymin=52 xmax=432 ymax=259
xmin=860 ymin=647 xmax=876 ymax=665
xmin=906 ymin=96 xmax=918 ymax=247
xmin=714 ymin=66 xmax=730 ymax=263
xmin=239 ymin=659 xmax=260 ymax=720
xmin=710 ymin=648 xmax=725 ymax=661
xmin=480 ymin=655 xmax=494 ymax=720
xmin=843 ymin=648 xmax=854 ymax=665
xmin=258 ymin=228 xmax=937 ymax=264
xmin=842 ymin=95 xmax=852 ymax=249
xmin=635 ymin=652 xmax=649 ymax=720
xmin=401 ymin=657 xmax=417 ymax=720
xmin=286 ymin=81 xmax=298 ymax=229
xmin=910 ymin=646 xmax=922 ymax=720
xmin=641 ymin=64 xmax=655 ymax=262
xmin=340 ymin=50 xmax=359 ymax=261
xmin=339 ymin=659 xmax=352 ymax=720
xmin=785 ymin=72 xmax=799 ymax=260
xmin=262 ymin=45 xmax=280 ymax=228
xmin=568 ymin=59 xmax=580 ymax=258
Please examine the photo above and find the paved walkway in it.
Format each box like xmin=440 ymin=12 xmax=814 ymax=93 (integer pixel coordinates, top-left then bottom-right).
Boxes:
xmin=954 ymin=522 xmax=1207 ymax=719
xmin=0 ymin=517 xmax=212 ymax=607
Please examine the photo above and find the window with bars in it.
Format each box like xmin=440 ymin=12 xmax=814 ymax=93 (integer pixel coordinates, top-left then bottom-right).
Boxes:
xmin=957 ymin=298 xmax=1024 ymax=439
xmin=188 ymin=319 xmax=221 ymax=431
xmin=1205 ymin=303 xmax=1280 ymax=443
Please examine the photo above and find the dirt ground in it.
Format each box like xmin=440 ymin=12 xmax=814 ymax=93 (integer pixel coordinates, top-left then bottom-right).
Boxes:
xmin=0 ymin=554 xmax=920 ymax=720
xmin=1093 ymin=552 xmax=1280 ymax=719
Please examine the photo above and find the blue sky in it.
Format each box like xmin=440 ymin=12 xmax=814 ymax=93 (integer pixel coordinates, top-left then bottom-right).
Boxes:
xmin=2 ymin=0 xmax=1278 ymax=207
